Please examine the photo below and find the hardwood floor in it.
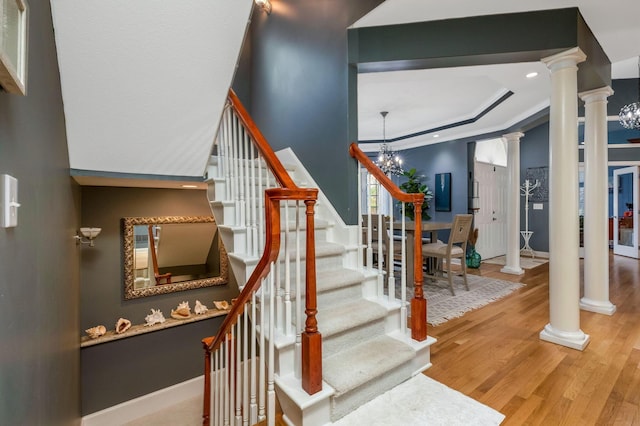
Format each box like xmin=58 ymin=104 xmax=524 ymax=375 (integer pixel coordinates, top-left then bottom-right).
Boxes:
xmin=424 ymin=253 xmax=640 ymax=425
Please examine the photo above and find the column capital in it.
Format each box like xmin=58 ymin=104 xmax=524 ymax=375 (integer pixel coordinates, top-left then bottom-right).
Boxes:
xmin=542 ymin=47 xmax=586 ymax=72
xmin=503 ymin=132 xmax=524 ymax=142
xmin=579 ymin=86 xmax=614 ymax=103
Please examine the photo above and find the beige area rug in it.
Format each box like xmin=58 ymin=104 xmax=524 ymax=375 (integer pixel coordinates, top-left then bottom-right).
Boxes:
xmin=482 ymin=255 xmax=548 ymax=269
xmin=333 ymin=374 xmax=505 ymax=425
xmin=396 ymin=273 xmax=525 ymax=326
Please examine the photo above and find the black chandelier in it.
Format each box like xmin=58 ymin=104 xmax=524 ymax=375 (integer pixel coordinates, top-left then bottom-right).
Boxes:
xmin=376 ymin=111 xmax=404 ymax=176
xmin=619 ymin=58 xmax=640 ymax=130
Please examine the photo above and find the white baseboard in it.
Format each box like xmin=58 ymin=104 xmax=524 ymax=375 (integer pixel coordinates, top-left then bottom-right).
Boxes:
xmin=81 ymin=375 xmax=203 ymax=426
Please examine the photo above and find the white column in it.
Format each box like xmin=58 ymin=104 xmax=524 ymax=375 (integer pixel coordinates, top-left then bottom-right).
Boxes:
xmin=539 ymin=47 xmax=590 ymax=351
xmin=579 ymin=86 xmax=616 ymax=315
xmin=501 ymin=132 xmax=524 ymax=275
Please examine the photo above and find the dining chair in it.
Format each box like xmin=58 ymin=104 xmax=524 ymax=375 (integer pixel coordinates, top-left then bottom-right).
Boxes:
xmin=422 ymin=214 xmax=473 ymax=296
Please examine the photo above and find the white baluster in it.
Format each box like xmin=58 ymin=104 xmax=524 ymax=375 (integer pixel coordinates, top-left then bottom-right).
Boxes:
xmin=377 ymin=195 xmax=384 ymax=297
xmin=387 ymin=186 xmax=395 ymax=302
xmin=235 ymin=321 xmax=242 ymax=426
xmin=294 ymin=200 xmax=302 ymax=379
xmin=229 ymin=327 xmax=235 ymax=426
xmin=284 ymin=202 xmax=292 ymax=336
xmin=250 ymin=291 xmax=258 ymax=424
xmin=267 ymin=266 xmax=276 ymax=426
xmin=233 ymin=116 xmax=241 ymax=227
xmin=250 ymin=144 xmax=258 ymax=258
xmin=224 ymin=110 xmax=232 ymax=202
xmin=224 ymin=339 xmax=230 ymax=426
xmin=357 ymin=163 xmax=363 ymax=268
xmin=242 ymin=309 xmax=249 ymax=426
xmin=400 ymin=210 xmax=407 ymax=335
xmin=258 ymin=279 xmax=266 ymax=421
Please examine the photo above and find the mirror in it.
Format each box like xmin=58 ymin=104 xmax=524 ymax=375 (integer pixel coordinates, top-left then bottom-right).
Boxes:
xmin=123 ymin=216 xmax=229 ymax=299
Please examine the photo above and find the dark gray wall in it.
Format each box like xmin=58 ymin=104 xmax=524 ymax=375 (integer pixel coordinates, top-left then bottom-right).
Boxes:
xmin=520 ymin=122 xmax=551 ymax=252
xmin=80 ymin=187 xmax=238 ymax=414
xmin=0 ymin=2 xmax=81 ymax=425
xmin=400 ymin=140 xmax=471 ymax=225
xmin=245 ymin=0 xmax=384 ymax=225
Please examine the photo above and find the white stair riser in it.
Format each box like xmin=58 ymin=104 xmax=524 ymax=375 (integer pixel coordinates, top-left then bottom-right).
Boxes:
xmin=210 ymin=201 xmax=236 ymax=227
xmin=322 ymin=318 xmax=386 ymax=357
xmin=330 ymin=362 xmax=415 ymax=422
xmin=218 ymin=226 xmax=246 ymax=255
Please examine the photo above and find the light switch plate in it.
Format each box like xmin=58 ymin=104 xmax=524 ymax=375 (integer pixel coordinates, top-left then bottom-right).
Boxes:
xmin=1 ymin=174 xmax=19 ymax=228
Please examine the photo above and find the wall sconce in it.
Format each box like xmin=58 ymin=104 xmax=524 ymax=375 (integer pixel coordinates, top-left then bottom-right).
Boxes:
xmin=75 ymin=227 xmax=101 ymax=247
xmin=255 ymin=0 xmax=272 ymax=14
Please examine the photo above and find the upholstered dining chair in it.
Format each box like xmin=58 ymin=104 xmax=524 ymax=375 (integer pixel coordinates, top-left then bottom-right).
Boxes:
xmin=422 ymin=214 xmax=473 ymax=296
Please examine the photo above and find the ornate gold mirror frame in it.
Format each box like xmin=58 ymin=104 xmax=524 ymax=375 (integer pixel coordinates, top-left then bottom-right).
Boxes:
xmin=123 ymin=216 xmax=228 ymax=299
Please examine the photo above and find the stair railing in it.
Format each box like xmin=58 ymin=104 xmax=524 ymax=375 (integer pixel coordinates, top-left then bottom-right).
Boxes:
xmin=202 ymin=89 xmax=321 ymax=426
xmin=349 ymin=143 xmax=428 ymax=342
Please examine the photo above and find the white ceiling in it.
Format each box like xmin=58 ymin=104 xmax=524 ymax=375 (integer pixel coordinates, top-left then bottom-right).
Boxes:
xmin=51 ymin=0 xmax=253 ymax=181
xmin=354 ymin=0 xmax=640 ymax=152
xmin=50 ymin=1 xmax=640 ymax=184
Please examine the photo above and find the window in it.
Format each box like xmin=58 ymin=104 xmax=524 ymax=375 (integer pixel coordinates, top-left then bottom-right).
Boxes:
xmin=0 ymin=0 xmax=28 ymax=95
xmin=361 ymin=170 xmax=391 ymax=215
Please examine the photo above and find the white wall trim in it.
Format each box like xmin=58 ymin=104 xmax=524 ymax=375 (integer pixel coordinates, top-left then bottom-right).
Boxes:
xmin=81 ymin=375 xmax=203 ymax=426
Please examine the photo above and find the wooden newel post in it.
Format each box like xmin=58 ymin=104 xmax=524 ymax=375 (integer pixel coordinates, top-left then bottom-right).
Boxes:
xmin=302 ymin=199 xmax=322 ymax=395
xmin=411 ymin=201 xmax=427 ymax=341
xmin=201 ymin=341 xmax=212 ymax=426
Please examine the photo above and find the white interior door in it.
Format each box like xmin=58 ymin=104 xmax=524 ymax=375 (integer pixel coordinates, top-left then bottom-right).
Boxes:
xmin=613 ymin=166 xmax=639 ymax=258
xmin=474 ymin=161 xmax=508 ymax=260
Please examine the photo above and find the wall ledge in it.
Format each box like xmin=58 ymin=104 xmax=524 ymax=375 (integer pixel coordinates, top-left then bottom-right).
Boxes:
xmin=80 ymin=308 xmax=228 ymax=348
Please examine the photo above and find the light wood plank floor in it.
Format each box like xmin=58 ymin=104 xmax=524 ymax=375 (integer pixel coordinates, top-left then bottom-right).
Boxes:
xmin=424 ymin=253 xmax=640 ymax=425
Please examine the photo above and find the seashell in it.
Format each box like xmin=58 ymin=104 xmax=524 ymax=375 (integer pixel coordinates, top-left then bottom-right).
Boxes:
xmin=170 ymin=307 xmax=190 ymax=319
xmin=85 ymin=325 xmax=106 ymax=339
xmin=213 ymin=300 xmax=229 ymax=310
xmin=144 ymin=309 xmax=166 ymax=327
xmin=194 ymin=300 xmax=208 ymax=315
xmin=115 ymin=317 xmax=132 ymax=334
xmin=170 ymin=301 xmax=191 ymax=319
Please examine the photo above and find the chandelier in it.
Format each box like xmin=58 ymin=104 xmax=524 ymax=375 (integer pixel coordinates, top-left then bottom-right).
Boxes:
xmin=376 ymin=111 xmax=404 ymax=176
xmin=619 ymin=58 xmax=640 ymax=130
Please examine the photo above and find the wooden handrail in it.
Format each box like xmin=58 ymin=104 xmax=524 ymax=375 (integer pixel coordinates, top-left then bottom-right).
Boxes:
xmin=203 ymin=187 xmax=317 ymax=353
xmin=228 ymin=89 xmax=297 ymax=189
xmin=203 ymin=90 xmax=324 ymax=424
xmin=349 ymin=142 xmax=427 ymax=342
xmin=349 ymin=143 xmax=423 ymax=205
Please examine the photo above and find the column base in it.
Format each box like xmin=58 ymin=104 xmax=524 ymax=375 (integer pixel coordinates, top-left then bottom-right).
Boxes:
xmin=539 ymin=324 xmax=590 ymax=351
xmin=500 ymin=265 xmax=524 ymax=275
xmin=580 ymin=297 xmax=616 ymax=316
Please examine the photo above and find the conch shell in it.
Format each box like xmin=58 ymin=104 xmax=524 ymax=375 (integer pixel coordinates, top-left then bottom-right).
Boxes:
xmin=144 ymin=309 xmax=166 ymax=327
xmin=194 ymin=300 xmax=208 ymax=315
xmin=115 ymin=318 xmax=132 ymax=334
xmin=213 ymin=300 xmax=229 ymax=310
xmin=171 ymin=301 xmax=191 ymax=319
xmin=85 ymin=325 xmax=106 ymax=339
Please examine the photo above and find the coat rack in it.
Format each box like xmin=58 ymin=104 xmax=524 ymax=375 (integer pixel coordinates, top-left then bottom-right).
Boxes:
xmin=521 ymin=179 xmax=540 ymax=258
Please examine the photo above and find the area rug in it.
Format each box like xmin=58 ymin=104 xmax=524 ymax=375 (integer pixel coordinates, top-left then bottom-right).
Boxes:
xmin=482 ymin=255 xmax=548 ymax=269
xmin=332 ymin=374 xmax=505 ymax=425
xmin=396 ymin=273 xmax=525 ymax=326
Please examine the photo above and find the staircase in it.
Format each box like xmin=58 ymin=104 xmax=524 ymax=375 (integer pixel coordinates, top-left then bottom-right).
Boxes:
xmin=201 ymin=90 xmax=435 ymax=426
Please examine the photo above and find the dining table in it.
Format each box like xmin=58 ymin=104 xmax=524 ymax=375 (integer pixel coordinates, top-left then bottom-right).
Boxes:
xmin=392 ymin=220 xmax=452 ymax=286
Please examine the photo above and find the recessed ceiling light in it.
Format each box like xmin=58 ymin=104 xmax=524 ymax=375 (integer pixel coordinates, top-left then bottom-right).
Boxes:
xmin=181 ymin=184 xmax=198 ymax=188
xmin=526 ymin=72 xmax=538 ymax=79
xmin=432 ymin=134 xmax=439 ymax=138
